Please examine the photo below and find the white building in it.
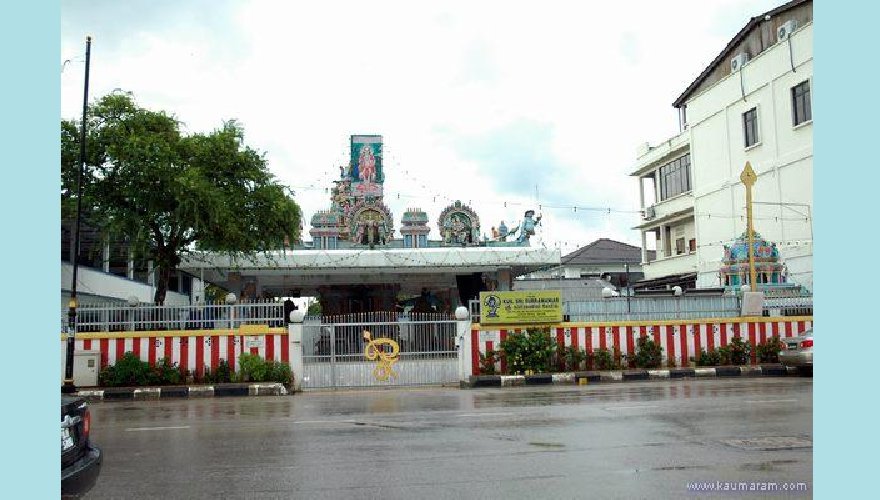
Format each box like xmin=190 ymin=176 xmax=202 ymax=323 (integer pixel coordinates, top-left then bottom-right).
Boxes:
xmin=633 ymin=0 xmax=812 ymax=291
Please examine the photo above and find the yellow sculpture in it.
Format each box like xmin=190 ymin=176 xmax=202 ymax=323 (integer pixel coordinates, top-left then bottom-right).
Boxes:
xmin=363 ymin=330 xmax=400 ymax=381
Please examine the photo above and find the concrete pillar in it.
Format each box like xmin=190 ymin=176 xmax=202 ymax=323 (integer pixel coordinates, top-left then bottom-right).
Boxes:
xmin=127 ymin=250 xmax=134 ymax=280
xmin=640 ymin=231 xmax=648 ymax=264
xmin=103 ymin=240 xmax=110 ymax=273
xmin=497 ymin=268 xmax=512 ymax=291
xmin=658 ymin=225 xmax=667 ymax=259
xmin=455 ymin=306 xmax=472 ymax=388
xmin=288 ymin=310 xmax=305 ymax=392
xmin=147 ymin=260 xmax=155 ymax=286
xmin=639 ymin=176 xmax=646 ymax=210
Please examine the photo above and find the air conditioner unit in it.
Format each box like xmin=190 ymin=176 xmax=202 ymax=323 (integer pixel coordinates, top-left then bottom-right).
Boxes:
xmin=644 ymin=206 xmax=656 ymax=220
xmin=730 ymin=52 xmax=749 ymax=72
xmin=776 ymin=19 xmax=798 ymax=42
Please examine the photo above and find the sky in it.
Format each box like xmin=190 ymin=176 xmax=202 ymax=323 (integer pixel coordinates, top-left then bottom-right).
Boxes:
xmin=60 ymin=0 xmax=783 ymax=256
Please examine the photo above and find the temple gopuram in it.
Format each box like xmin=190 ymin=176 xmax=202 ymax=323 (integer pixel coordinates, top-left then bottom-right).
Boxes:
xmin=180 ymin=135 xmax=560 ymax=315
xmin=720 ymin=231 xmax=786 ymax=289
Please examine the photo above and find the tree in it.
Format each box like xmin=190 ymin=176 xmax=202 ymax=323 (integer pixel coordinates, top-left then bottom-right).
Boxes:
xmin=61 ymin=91 xmax=301 ymax=304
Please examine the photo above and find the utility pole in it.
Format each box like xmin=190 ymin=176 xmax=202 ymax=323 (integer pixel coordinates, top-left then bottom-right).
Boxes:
xmin=63 ymin=36 xmax=91 ymax=394
xmin=740 ymin=162 xmax=758 ymax=291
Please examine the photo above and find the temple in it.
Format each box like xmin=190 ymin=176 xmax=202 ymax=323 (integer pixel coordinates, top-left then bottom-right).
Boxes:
xmin=179 ymin=135 xmax=560 ymax=315
xmin=719 ymin=230 xmax=788 ymax=289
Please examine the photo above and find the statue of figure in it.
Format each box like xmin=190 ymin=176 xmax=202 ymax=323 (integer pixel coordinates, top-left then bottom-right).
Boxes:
xmin=516 ymin=210 xmax=542 ymax=243
xmin=498 ymin=221 xmax=510 ymax=241
xmin=358 ymin=145 xmax=377 ymax=184
xmin=491 ymin=226 xmax=499 ymax=239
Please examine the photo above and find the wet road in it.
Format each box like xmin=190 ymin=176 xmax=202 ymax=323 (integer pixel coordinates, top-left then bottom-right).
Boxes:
xmin=84 ymin=378 xmax=812 ymax=499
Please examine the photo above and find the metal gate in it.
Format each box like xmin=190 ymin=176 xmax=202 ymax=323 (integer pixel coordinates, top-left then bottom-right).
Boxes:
xmin=302 ymin=313 xmax=458 ymax=389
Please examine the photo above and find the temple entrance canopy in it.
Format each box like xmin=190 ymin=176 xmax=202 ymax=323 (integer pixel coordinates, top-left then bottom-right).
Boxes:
xmin=180 ymin=134 xmax=560 ymax=314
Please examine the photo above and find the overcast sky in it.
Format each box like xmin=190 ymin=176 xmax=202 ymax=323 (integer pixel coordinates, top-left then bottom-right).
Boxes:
xmin=61 ymin=0 xmax=782 ymax=255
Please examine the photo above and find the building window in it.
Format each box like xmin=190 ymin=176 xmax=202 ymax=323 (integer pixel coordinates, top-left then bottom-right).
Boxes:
xmin=675 ymin=237 xmax=686 ymax=255
xmin=743 ymin=107 xmax=759 ymax=147
xmin=658 ymin=153 xmax=691 ymax=201
xmin=792 ymin=81 xmax=811 ymax=126
xmin=689 ymin=238 xmax=696 ymax=253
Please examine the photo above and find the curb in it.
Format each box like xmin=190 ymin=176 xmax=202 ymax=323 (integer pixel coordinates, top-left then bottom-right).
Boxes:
xmin=74 ymin=383 xmax=289 ymax=402
xmin=465 ymin=364 xmax=793 ymax=389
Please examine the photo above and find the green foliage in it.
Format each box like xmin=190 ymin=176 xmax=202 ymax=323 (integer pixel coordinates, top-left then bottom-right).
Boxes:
xmin=237 ymin=353 xmax=292 ymax=385
xmin=479 ymin=349 xmax=498 ymax=375
xmin=238 ymin=353 xmax=268 ymax=382
xmin=97 ymin=352 xmax=183 ymax=386
xmin=561 ymin=346 xmax=586 ymax=372
xmin=307 ymin=300 xmax=322 ymax=316
xmin=756 ymin=336 xmax=784 ymax=363
xmin=98 ymin=352 xmax=150 ymax=386
xmin=153 ymin=357 xmax=181 ymax=385
xmin=633 ymin=336 xmax=664 ymax=369
xmin=499 ymin=328 xmax=556 ymax=375
xmin=718 ymin=337 xmax=752 ymax=365
xmin=697 ymin=348 xmax=721 ymax=366
xmin=590 ymin=348 xmax=614 ymax=371
xmin=265 ymin=360 xmax=293 ymax=386
xmin=61 ymin=91 xmax=301 ymax=304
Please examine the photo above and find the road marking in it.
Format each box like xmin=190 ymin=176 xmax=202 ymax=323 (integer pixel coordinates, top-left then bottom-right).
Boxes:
xmin=292 ymin=420 xmax=357 ymax=425
xmin=125 ymin=426 xmax=191 ymax=432
xmin=604 ymin=405 xmax=661 ymax=411
xmin=744 ymin=399 xmax=798 ymax=404
xmin=456 ymin=413 xmax=514 ymax=418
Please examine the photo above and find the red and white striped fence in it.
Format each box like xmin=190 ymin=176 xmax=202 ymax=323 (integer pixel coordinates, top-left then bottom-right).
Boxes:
xmin=63 ymin=327 xmax=290 ymax=379
xmin=470 ymin=317 xmax=813 ymax=375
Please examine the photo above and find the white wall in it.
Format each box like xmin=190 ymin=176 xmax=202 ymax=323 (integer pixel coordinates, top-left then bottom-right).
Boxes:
xmin=61 ymin=263 xmax=191 ymax=310
xmin=687 ymin=23 xmax=813 ymax=290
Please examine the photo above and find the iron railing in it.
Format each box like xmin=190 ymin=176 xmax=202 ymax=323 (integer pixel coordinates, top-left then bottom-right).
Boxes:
xmin=67 ymin=300 xmax=285 ymax=332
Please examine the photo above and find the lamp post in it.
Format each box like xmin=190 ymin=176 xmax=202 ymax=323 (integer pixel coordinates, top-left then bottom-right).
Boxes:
xmin=63 ymin=36 xmax=91 ymax=394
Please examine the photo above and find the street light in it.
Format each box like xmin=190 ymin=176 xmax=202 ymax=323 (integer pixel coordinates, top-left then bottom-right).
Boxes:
xmin=63 ymin=36 xmax=91 ymax=394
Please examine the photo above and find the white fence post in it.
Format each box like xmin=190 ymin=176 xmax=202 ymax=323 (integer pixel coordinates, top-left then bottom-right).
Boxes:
xmin=288 ymin=310 xmax=305 ymax=393
xmin=455 ymin=306 xmax=472 ymax=388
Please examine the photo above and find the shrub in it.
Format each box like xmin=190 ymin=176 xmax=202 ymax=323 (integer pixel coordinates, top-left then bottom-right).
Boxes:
xmin=265 ymin=360 xmax=293 ymax=386
xmin=697 ymin=348 xmax=721 ymax=366
xmin=590 ymin=348 xmax=614 ymax=371
xmin=206 ymin=359 xmax=234 ymax=383
xmin=479 ymin=349 xmax=498 ymax=375
xmin=561 ymin=346 xmax=586 ymax=372
xmin=153 ymin=357 xmax=181 ymax=385
xmin=97 ymin=352 xmax=184 ymax=387
xmin=756 ymin=336 xmax=785 ymax=363
xmin=633 ymin=336 xmax=663 ymax=369
xmin=238 ymin=353 xmax=268 ymax=382
xmin=499 ymin=328 xmax=556 ymax=375
xmin=726 ymin=336 xmax=752 ymax=365
xmin=99 ymin=352 xmax=150 ymax=386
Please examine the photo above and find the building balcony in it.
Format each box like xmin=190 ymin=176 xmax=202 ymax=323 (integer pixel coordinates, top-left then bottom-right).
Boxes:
xmin=642 ymin=252 xmax=697 ymax=281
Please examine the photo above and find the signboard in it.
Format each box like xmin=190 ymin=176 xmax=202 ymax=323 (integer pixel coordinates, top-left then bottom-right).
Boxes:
xmin=349 ymin=135 xmax=383 ymax=197
xmin=479 ymin=291 xmax=562 ymax=325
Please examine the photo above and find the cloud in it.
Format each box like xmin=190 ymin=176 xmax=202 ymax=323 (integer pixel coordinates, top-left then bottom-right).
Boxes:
xmin=61 ymin=0 xmax=787 ymax=255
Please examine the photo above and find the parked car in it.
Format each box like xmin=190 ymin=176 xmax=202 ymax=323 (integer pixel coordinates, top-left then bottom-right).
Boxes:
xmin=62 ymin=396 xmax=102 ymax=496
xmin=778 ymin=327 xmax=813 ymax=375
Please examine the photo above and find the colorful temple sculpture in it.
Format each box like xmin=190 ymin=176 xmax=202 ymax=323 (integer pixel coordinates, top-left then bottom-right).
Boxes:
xmin=719 ymin=231 xmax=786 ymax=289
xmin=306 ymin=135 xmax=539 ymax=250
xmin=438 ymin=201 xmax=481 ymax=246
xmin=180 ymin=134 xmax=559 ymax=315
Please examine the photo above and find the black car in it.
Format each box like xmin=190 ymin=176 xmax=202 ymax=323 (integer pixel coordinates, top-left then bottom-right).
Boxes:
xmin=62 ymin=396 xmax=102 ymax=496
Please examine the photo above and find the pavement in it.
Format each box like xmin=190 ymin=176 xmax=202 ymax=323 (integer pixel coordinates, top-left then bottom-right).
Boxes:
xmin=82 ymin=377 xmax=813 ymax=499
xmin=71 ymin=364 xmax=802 ymax=400
xmin=74 ymin=382 xmax=288 ymax=401
xmin=466 ymin=363 xmax=801 ymax=388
